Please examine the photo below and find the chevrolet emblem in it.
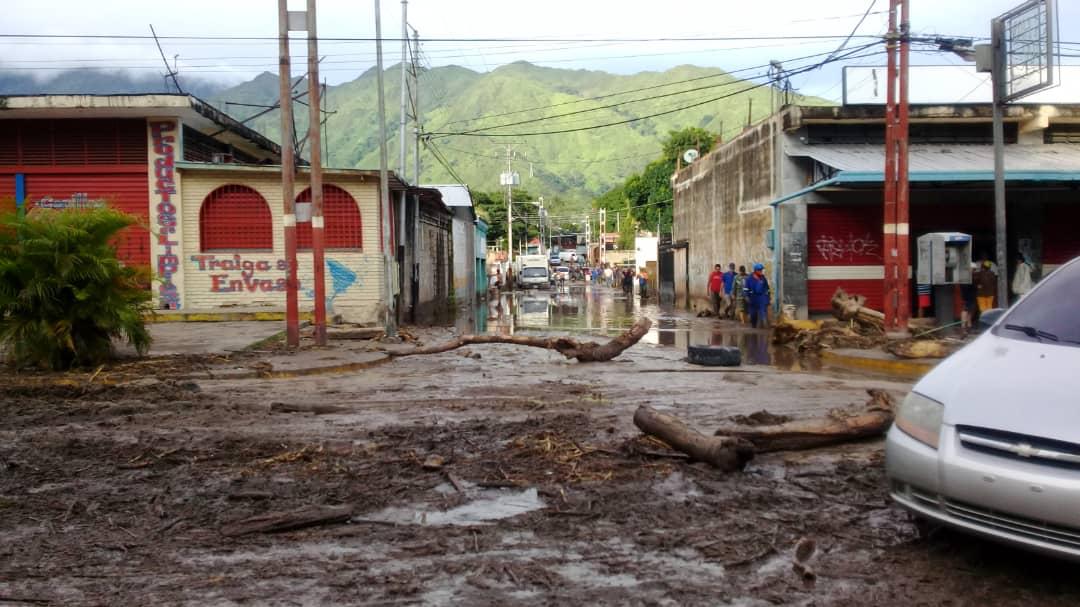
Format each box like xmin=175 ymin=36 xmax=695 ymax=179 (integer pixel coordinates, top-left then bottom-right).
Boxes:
xmin=1014 ymin=443 xmax=1035 ymax=458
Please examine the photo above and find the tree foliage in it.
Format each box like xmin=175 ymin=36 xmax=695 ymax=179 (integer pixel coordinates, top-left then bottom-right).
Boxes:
xmin=472 ymin=188 xmax=540 ymax=249
xmin=0 ymin=208 xmax=153 ymax=369
xmin=592 ymin=126 xmax=717 ymax=235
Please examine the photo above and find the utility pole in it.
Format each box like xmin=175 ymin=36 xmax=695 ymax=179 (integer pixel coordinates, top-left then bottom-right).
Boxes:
xmin=881 ymin=0 xmax=910 ymax=332
xmin=374 ymin=0 xmax=397 ymax=336
xmin=277 ymin=0 xmax=300 ymax=347
xmin=398 ymin=0 xmax=408 ymax=177
xmin=307 ymin=0 xmax=327 ymax=346
xmin=599 ymin=208 xmax=606 ymax=264
xmin=504 ymin=145 xmax=514 ymax=263
xmin=412 ymin=27 xmax=420 ymax=185
xmin=396 ymin=0 xmax=408 ymax=322
xmin=896 ymin=0 xmax=911 ymax=328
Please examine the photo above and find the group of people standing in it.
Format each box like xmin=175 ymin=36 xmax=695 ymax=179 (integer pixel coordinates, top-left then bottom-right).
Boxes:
xmin=590 ymin=263 xmax=649 ymax=297
xmin=708 ymin=262 xmax=771 ymax=328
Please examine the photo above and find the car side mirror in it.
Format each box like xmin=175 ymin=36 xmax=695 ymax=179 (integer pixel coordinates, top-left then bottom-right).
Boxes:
xmin=978 ymin=308 xmax=1006 ymax=328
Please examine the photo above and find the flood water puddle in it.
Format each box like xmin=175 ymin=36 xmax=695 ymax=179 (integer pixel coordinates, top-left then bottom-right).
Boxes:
xmin=461 ymin=284 xmax=820 ymax=371
xmin=358 ymin=487 xmax=545 ymax=526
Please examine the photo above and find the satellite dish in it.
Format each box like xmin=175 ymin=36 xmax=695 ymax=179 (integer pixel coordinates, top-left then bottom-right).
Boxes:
xmin=682 ymin=148 xmax=700 ymax=164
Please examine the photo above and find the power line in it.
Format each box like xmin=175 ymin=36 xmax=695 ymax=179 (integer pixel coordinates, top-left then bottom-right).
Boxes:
xmin=431 ymin=44 xmax=863 ymax=131
xmin=825 ymin=0 xmax=879 ymax=63
xmin=429 ymin=44 xmax=883 ymax=138
xmin=0 ymin=32 xmax=887 ymax=43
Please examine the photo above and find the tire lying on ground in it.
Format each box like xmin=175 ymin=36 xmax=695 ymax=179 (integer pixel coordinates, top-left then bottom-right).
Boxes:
xmin=687 ymin=344 xmax=742 ymax=367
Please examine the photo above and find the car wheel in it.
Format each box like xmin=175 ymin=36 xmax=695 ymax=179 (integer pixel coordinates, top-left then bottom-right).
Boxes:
xmin=687 ymin=345 xmax=742 ymax=367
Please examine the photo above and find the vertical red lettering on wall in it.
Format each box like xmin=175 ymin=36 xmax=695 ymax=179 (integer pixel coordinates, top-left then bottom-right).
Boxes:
xmin=151 ymin=121 xmax=181 ymax=308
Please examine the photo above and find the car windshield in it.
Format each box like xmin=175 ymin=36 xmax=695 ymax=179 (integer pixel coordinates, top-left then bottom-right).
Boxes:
xmin=522 ymin=267 xmax=547 ymax=278
xmin=994 ymin=259 xmax=1080 ymax=347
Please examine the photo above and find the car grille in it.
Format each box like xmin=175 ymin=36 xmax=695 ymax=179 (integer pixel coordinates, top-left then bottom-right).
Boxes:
xmin=956 ymin=425 xmax=1080 ymax=471
xmin=943 ymin=498 xmax=1080 ymax=550
xmin=904 ymin=484 xmax=1080 ymax=550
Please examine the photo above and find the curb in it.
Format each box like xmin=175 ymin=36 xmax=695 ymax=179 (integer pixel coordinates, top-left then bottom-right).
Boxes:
xmin=821 ymin=349 xmax=936 ymax=379
xmin=21 ymin=353 xmax=393 ymax=389
xmin=174 ymin=352 xmax=392 ymax=381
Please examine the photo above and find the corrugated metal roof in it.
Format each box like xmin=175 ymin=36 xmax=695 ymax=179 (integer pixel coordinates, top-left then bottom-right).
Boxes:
xmin=787 ymin=143 xmax=1080 ymax=174
xmin=422 ymin=183 xmax=473 ymax=207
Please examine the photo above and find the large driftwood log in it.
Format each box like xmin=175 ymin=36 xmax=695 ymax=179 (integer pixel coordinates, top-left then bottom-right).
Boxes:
xmin=221 ymin=505 xmax=353 ymax=537
xmin=714 ymin=389 xmax=896 ymax=453
xmin=390 ymin=318 xmax=652 ymax=362
xmin=633 ymin=405 xmax=755 ymax=472
xmin=831 ymin=288 xmax=885 ymax=332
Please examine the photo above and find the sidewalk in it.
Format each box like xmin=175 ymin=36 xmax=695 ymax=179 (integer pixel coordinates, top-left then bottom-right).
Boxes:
xmin=120 ymin=321 xmax=391 ymax=380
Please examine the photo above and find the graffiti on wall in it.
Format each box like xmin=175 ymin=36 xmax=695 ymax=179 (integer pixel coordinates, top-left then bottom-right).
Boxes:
xmin=304 ymin=259 xmax=359 ymax=309
xmin=34 ymin=192 xmax=107 ymax=210
xmin=150 ymin=121 xmax=181 ymax=309
xmin=189 ymin=254 xmax=359 ymax=303
xmin=189 ymin=254 xmax=288 ymax=293
xmin=814 ymin=233 xmax=882 ymax=262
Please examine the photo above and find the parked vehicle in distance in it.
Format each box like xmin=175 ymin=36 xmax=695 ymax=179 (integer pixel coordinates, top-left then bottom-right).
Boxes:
xmin=518 ymin=266 xmax=549 ymax=289
xmin=886 ymin=256 xmax=1080 ymax=562
xmin=515 ymin=254 xmax=550 ymax=289
xmin=550 ymin=266 xmax=570 ymax=285
xmin=549 ymin=246 xmax=561 ymax=267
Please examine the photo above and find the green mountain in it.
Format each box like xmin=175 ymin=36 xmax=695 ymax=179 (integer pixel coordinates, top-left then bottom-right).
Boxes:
xmin=211 ymin=62 xmax=828 ymax=215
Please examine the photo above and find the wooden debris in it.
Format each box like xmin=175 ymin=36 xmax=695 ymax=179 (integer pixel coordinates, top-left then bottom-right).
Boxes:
xmin=632 ymin=405 xmax=754 ymax=472
xmin=390 ymin=318 xmax=652 ymax=362
xmin=326 ymin=327 xmax=384 ymax=340
xmin=713 ymin=389 xmax=896 ymax=453
xmin=830 ymin=288 xmax=885 ymax=332
xmin=421 ymin=454 xmax=446 ymax=471
xmin=220 ymin=504 xmax=353 ymax=537
xmin=885 ymin=339 xmax=956 ymax=359
xmin=269 ymin=402 xmax=349 ymax=415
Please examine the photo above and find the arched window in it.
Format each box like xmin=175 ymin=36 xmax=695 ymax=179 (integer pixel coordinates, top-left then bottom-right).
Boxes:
xmin=296 ymin=184 xmax=363 ymax=249
xmin=199 ymin=185 xmax=273 ymax=251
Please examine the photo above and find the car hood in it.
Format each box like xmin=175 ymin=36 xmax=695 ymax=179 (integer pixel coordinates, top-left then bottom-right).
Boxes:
xmin=916 ymin=333 xmax=1080 ymax=442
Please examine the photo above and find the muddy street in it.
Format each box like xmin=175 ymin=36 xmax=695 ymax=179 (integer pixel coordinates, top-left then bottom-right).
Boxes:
xmin=2 ymin=284 xmax=1078 ymax=605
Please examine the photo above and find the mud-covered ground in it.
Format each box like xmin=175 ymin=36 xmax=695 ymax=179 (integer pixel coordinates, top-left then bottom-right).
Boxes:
xmin=2 ymin=332 xmax=1079 ymax=606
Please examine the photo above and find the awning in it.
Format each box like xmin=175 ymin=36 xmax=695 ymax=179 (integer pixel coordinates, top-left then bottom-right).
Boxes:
xmin=787 ymin=143 xmax=1080 ymax=183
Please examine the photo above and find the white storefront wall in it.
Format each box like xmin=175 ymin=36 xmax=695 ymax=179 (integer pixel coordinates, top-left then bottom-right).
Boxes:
xmin=176 ymin=168 xmax=387 ymax=324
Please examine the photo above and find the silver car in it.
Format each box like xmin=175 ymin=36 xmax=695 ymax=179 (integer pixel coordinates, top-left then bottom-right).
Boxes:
xmin=886 ymin=256 xmax=1080 ymax=561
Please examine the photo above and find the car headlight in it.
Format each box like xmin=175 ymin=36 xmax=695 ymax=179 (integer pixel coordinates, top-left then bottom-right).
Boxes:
xmin=895 ymin=391 xmax=944 ymax=449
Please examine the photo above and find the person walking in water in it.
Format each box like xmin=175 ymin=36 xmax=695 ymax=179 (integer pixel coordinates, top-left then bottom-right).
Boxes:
xmin=708 ymin=264 xmax=724 ymax=317
xmin=732 ymin=265 xmax=748 ymax=324
xmin=638 ymin=267 xmax=649 ymax=298
xmin=744 ymin=263 xmax=771 ymax=328
xmin=721 ymin=262 xmax=737 ymax=318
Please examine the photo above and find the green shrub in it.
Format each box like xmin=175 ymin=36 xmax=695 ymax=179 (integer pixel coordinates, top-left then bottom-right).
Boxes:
xmin=0 ymin=208 xmax=152 ymax=369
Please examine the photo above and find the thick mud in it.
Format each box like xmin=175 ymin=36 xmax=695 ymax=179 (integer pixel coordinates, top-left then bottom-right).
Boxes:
xmin=2 ymin=358 xmax=1079 ymax=605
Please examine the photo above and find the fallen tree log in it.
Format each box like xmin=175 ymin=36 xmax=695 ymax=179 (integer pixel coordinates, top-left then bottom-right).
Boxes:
xmin=713 ymin=389 xmax=896 ymax=452
xmin=831 ymin=288 xmax=885 ymax=332
xmin=221 ymin=505 xmax=353 ymax=537
xmin=633 ymin=405 xmax=754 ymax=472
xmin=390 ymin=318 xmax=652 ymax=362
xmin=269 ymin=402 xmax=349 ymax=415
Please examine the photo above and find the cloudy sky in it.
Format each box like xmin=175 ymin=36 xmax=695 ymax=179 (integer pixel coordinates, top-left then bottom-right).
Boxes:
xmin=2 ymin=0 xmax=1076 ymax=99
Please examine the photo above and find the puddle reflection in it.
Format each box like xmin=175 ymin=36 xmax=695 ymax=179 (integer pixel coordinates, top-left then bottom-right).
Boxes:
xmin=464 ymin=284 xmax=817 ymax=371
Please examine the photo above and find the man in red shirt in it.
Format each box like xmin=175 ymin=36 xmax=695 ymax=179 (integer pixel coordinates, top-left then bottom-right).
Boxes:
xmin=708 ymin=264 xmax=724 ymax=316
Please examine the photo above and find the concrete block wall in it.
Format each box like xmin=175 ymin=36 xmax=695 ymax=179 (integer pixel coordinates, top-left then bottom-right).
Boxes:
xmin=672 ymin=117 xmax=779 ymax=311
xmin=177 ymin=168 xmax=386 ymax=324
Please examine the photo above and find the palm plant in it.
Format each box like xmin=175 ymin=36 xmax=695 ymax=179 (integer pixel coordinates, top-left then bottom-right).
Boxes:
xmin=0 ymin=208 xmax=152 ymax=369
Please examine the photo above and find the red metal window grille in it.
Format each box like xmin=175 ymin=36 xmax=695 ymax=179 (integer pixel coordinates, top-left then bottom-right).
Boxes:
xmin=200 ymin=185 xmax=273 ymax=251
xmin=295 ymin=184 xmax=363 ymax=249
